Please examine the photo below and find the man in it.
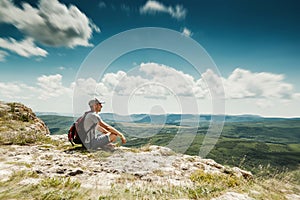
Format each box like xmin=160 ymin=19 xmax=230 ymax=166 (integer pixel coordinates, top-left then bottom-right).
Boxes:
xmin=83 ymin=98 xmax=126 ymax=150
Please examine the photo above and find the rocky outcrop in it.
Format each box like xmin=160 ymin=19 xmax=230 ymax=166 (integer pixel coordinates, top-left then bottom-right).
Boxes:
xmin=0 ymin=134 xmax=254 ymax=199
xmin=0 ymin=101 xmax=50 ymax=144
xmin=0 ymin=140 xmax=252 ymax=187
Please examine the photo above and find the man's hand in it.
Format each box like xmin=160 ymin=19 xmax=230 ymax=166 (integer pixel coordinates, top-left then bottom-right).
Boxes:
xmin=121 ymin=136 xmax=126 ymax=144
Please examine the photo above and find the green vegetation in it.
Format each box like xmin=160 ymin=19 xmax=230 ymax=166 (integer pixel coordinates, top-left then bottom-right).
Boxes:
xmin=39 ymin=115 xmax=74 ymax=135
xmin=123 ymin=120 xmax=300 ymax=174
xmin=0 ymin=170 xmax=87 ymax=200
xmin=189 ymin=169 xmax=248 ymax=199
xmin=98 ymin=183 xmax=189 ymax=200
xmin=0 ymin=130 xmax=47 ymax=145
xmin=1 ymin=167 xmax=299 ymax=199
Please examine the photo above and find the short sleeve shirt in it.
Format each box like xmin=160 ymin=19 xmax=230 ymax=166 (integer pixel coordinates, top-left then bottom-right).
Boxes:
xmin=83 ymin=112 xmax=102 ymax=133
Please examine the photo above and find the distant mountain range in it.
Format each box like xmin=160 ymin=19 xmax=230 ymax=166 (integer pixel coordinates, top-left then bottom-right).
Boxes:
xmin=37 ymin=112 xmax=300 ymax=124
xmin=100 ymin=113 xmax=300 ymax=124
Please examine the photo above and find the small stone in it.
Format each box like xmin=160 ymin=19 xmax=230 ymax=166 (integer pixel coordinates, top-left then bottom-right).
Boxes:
xmin=35 ymin=170 xmax=43 ymax=174
xmin=286 ymin=194 xmax=300 ymax=200
xmin=68 ymin=169 xmax=83 ymax=176
xmin=56 ymin=168 xmax=66 ymax=174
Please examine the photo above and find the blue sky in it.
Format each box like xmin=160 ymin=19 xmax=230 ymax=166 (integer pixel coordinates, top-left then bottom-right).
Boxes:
xmin=0 ymin=0 xmax=299 ymax=117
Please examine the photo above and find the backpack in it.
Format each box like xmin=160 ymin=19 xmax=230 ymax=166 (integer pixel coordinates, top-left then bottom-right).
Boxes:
xmin=68 ymin=111 xmax=93 ymax=146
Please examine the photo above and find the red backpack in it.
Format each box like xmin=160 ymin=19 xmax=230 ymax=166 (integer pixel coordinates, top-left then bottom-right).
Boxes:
xmin=68 ymin=111 xmax=93 ymax=146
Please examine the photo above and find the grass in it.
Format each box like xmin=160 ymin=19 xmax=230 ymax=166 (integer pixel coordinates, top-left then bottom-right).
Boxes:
xmin=188 ymin=169 xmax=249 ymax=199
xmin=98 ymin=183 xmax=189 ymax=200
xmin=1 ymin=168 xmax=299 ymax=200
xmin=0 ymin=170 xmax=88 ymax=200
xmin=5 ymin=161 xmax=32 ymax=168
xmin=98 ymin=169 xmax=300 ymax=200
xmin=248 ymin=168 xmax=300 ymax=200
xmin=0 ymin=130 xmax=64 ymax=147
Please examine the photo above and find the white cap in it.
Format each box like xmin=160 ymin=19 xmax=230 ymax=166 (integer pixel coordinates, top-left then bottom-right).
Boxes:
xmin=88 ymin=98 xmax=105 ymax=106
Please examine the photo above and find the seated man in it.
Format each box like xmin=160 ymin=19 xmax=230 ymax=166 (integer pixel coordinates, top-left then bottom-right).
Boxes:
xmin=83 ymin=98 xmax=126 ymax=150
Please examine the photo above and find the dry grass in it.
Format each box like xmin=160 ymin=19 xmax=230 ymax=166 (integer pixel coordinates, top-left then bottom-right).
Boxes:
xmin=0 ymin=170 xmax=89 ymax=200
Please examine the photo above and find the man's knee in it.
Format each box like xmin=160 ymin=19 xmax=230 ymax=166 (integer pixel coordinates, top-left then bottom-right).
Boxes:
xmin=108 ymin=133 xmax=117 ymax=142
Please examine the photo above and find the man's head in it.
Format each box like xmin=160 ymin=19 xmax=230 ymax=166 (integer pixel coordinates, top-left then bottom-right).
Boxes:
xmin=88 ymin=98 xmax=105 ymax=112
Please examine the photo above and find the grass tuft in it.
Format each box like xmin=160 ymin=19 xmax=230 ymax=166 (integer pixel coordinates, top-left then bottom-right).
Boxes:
xmin=189 ymin=169 xmax=248 ymax=199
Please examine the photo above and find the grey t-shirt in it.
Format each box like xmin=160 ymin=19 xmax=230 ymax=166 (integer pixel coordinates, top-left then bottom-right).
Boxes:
xmin=83 ymin=112 xmax=102 ymax=143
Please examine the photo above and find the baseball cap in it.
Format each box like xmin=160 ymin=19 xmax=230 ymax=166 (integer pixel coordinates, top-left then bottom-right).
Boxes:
xmin=88 ymin=98 xmax=105 ymax=106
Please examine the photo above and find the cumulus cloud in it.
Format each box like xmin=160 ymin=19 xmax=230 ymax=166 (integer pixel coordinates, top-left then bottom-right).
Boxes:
xmin=0 ymin=37 xmax=48 ymax=58
xmin=182 ymin=27 xmax=192 ymax=37
xmin=0 ymin=82 xmax=37 ymax=99
xmin=0 ymin=65 xmax=297 ymax=113
xmin=139 ymin=62 xmax=197 ymax=97
xmin=223 ymin=68 xmax=294 ymax=99
xmin=0 ymin=0 xmax=100 ymax=49
xmin=72 ymin=63 xmax=297 ymax=102
xmin=0 ymin=50 xmax=9 ymax=61
xmin=140 ymin=0 xmax=187 ymax=20
xmin=293 ymin=93 xmax=300 ymax=100
xmin=73 ymin=77 xmax=110 ymax=98
xmin=73 ymin=63 xmax=199 ymax=99
xmin=37 ymin=74 xmax=72 ymax=100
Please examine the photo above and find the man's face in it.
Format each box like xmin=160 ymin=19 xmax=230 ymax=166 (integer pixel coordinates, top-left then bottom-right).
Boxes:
xmin=93 ymin=103 xmax=102 ymax=112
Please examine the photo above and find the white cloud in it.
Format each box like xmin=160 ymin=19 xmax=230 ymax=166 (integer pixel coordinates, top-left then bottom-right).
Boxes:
xmin=72 ymin=63 xmax=199 ymax=100
xmin=37 ymin=74 xmax=72 ymax=100
xmin=0 ymin=0 xmax=100 ymax=49
xmin=139 ymin=62 xmax=196 ymax=97
xmin=140 ymin=0 xmax=187 ymax=20
xmin=182 ymin=27 xmax=192 ymax=37
xmin=0 ymin=82 xmax=37 ymax=99
xmin=0 ymin=67 xmax=299 ymax=116
xmin=2 ymin=65 xmax=293 ymax=104
xmin=223 ymin=68 xmax=294 ymax=99
xmin=72 ymin=63 xmax=297 ymax=102
xmin=0 ymin=37 xmax=47 ymax=57
xmin=0 ymin=50 xmax=9 ymax=61
xmin=74 ymin=77 xmax=110 ymax=98
xmin=293 ymin=93 xmax=300 ymax=100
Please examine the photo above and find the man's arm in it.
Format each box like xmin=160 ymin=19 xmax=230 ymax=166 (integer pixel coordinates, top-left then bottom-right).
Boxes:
xmin=98 ymin=121 xmax=126 ymax=144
